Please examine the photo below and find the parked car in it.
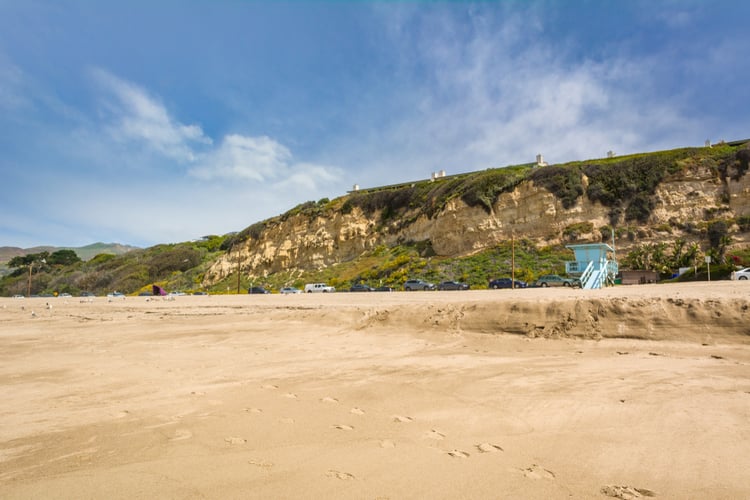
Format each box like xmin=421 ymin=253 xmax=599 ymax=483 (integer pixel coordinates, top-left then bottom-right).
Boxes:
xmin=193 ymin=291 xmax=208 ymax=296
xmin=350 ymin=284 xmax=374 ymax=292
xmin=304 ymin=283 xmax=336 ymax=293
xmin=488 ymin=278 xmax=527 ymax=289
xmin=248 ymin=286 xmax=270 ymax=294
xmin=534 ymin=274 xmax=581 ymax=288
xmin=437 ymin=280 xmax=469 ymax=290
xmin=12 ymin=294 xmax=24 ymax=299
xmin=403 ymin=279 xmax=436 ymax=291
xmin=280 ymin=287 xmax=302 ymax=294
xmin=374 ymin=286 xmax=395 ymax=292
xmin=80 ymin=291 xmax=95 ymax=297
xmin=731 ymin=268 xmax=750 ymax=280
xmin=59 ymin=292 xmax=72 ymax=298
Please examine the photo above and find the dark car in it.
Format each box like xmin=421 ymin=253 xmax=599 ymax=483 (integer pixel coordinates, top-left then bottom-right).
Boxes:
xmin=534 ymin=274 xmax=581 ymax=288
xmin=247 ymin=286 xmax=270 ymax=294
xmin=350 ymin=284 xmax=374 ymax=292
xmin=374 ymin=286 xmax=395 ymax=292
xmin=437 ymin=280 xmax=470 ymax=291
xmin=403 ymin=279 xmax=436 ymax=291
xmin=488 ymin=278 xmax=527 ymax=289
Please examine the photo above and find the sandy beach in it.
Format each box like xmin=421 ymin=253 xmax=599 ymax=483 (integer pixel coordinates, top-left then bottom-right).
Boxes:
xmin=1 ymin=282 xmax=749 ymax=499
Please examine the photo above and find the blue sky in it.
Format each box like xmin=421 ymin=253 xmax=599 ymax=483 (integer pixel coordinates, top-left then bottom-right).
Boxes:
xmin=1 ymin=1 xmax=748 ymax=248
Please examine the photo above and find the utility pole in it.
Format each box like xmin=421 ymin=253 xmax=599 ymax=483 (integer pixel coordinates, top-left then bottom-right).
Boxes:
xmin=236 ymin=248 xmax=241 ymax=294
xmin=511 ymin=231 xmax=516 ymax=289
xmin=27 ymin=258 xmax=45 ymax=297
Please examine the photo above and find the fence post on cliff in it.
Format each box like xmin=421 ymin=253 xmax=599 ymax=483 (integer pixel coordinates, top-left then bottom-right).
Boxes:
xmin=705 ymin=255 xmax=711 ymax=282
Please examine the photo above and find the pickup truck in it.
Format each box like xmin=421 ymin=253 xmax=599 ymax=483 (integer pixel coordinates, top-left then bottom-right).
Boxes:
xmin=304 ymin=283 xmax=336 ymax=293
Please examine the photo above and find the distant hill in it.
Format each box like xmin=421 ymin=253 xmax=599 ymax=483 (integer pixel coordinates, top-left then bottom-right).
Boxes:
xmin=67 ymin=242 xmax=140 ymax=261
xmin=0 ymin=242 xmax=139 ymax=268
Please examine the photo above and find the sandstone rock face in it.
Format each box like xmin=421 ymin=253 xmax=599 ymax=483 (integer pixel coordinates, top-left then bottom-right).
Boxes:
xmin=202 ymin=167 xmax=750 ymax=286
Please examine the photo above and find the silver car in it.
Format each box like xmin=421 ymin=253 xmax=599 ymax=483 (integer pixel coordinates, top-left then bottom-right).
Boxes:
xmin=403 ymin=279 xmax=436 ymax=291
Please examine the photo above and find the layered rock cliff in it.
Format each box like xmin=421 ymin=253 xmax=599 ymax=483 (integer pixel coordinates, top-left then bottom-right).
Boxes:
xmin=203 ymin=143 xmax=750 ymax=285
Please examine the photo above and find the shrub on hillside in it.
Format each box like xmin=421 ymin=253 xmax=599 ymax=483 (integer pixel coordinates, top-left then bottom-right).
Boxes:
xmin=460 ymin=169 xmax=526 ymax=213
xmin=718 ymin=147 xmax=750 ymax=182
xmin=562 ymin=222 xmax=594 ymax=241
xmin=529 ymin=166 xmax=584 ymax=208
xmin=148 ymin=248 xmax=201 ymax=280
xmin=707 ymin=220 xmax=729 ymax=250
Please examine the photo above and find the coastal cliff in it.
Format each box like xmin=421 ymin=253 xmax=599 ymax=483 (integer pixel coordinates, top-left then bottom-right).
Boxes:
xmin=203 ymin=143 xmax=750 ymax=285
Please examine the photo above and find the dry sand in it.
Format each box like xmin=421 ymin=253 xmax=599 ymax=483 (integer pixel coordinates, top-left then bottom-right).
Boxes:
xmin=1 ymin=282 xmax=748 ymax=499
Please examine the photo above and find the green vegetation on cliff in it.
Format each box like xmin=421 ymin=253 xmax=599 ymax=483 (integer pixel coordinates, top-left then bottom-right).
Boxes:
xmin=0 ymin=237 xmax=227 ymax=297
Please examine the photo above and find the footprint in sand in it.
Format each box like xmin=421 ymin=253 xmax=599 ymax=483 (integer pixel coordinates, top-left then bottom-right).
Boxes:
xmin=379 ymin=439 xmax=396 ymax=448
xmin=326 ymin=469 xmax=355 ymax=480
xmin=279 ymin=418 xmax=295 ymax=424
xmin=244 ymin=407 xmax=263 ymax=414
xmin=392 ymin=415 xmax=413 ymax=423
xmin=171 ymin=429 xmax=193 ymax=441
xmin=284 ymin=393 xmax=298 ymax=399
xmin=350 ymin=407 xmax=365 ymax=415
xmin=224 ymin=437 xmax=246 ymax=445
xmin=248 ymin=459 xmax=274 ymax=469
xmin=424 ymin=429 xmax=445 ymax=440
xmin=476 ymin=443 xmax=503 ymax=453
xmin=519 ymin=464 xmax=555 ymax=480
xmin=446 ymin=449 xmax=470 ymax=458
xmin=332 ymin=424 xmax=354 ymax=431
xmin=321 ymin=397 xmax=339 ymax=403
xmin=600 ymin=485 xmax=656 ymax=499
xmin=262 ymin=384 xmax=278 ymax=390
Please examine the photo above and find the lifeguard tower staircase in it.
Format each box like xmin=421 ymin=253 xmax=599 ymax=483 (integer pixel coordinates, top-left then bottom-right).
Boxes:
xmin=565 ymin=243 xmax=618 ymax=289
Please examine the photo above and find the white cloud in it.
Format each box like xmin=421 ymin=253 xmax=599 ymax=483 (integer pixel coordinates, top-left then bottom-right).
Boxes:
xmin=89 ymin=70 xmax=345 ymax=192
xmin=91 ymin=68 xmax=211 ymax=162
xmin=189 ymin=133 xmax=344 ymax=195
xmin=189 ymin=134 xmax=292 ymax=181
xmin=274 ymin=162 xmax=343 ymax=192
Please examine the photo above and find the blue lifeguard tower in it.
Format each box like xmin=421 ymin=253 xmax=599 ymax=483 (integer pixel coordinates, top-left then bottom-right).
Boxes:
xmin=565 ymin=243 xmax=618 ymax=289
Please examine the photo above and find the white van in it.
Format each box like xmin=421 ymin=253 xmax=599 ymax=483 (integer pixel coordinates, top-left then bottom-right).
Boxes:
xmin=304 ymin=283 xmax=336 ymax=293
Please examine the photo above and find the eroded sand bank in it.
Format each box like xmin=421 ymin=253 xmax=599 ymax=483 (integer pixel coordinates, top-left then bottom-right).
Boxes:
xmin=1 ymin=282 xmax=749 ymax=499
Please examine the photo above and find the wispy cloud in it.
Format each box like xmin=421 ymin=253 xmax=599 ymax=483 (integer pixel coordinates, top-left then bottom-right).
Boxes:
xmin=189 ymin=134 xmax=291 ymax=182
xmin=189 ymin=133 xmax=343 ymax=192
xmin=348 ymin=4 xmax=707 ymax=185
xmin=90 ymin=69 xmax=344 ymax=192
xmin=91 ymin=68 xmax=211 ymax=162
xmin=0 ymin=57 xmax=28 ymax=111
